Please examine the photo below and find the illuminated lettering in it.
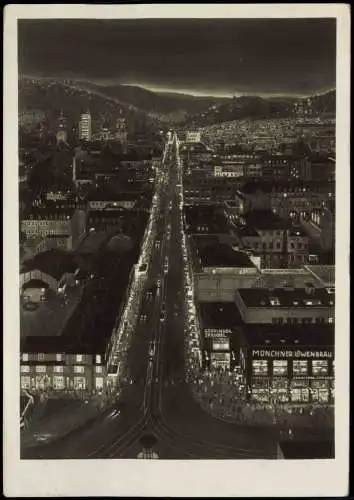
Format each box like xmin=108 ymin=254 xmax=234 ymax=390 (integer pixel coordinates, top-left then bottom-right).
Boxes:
xmin=252 ymin=349 xmax=333 ymax=359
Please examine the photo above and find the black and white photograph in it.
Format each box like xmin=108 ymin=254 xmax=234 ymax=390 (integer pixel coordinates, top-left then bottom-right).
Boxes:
xmin=3 ymin=4 xmax=350 ymax=497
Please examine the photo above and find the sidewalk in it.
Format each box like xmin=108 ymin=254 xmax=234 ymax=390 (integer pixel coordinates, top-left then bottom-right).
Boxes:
xmin=21 ymin=392 xmax=117 ymax=450
xmin=190 ymin=373 xmax=334 ymax=432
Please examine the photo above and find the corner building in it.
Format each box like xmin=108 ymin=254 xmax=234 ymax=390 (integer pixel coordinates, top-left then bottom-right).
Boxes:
xmin=238 ymin=324 xmax=334 ymax=405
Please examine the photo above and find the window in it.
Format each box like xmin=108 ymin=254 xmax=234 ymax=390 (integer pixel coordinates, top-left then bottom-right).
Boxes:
xmin=96 ymin=355 xmax=101 ymax=364
xmin=269 ymin=297 xmax=281 ymax=306
xmin=76 ymin=354 xmax=83 ymax=363
xmin=74 ymin=366 xmax=85 ymax=374
xmin=252 ymin=360 xmax=268 ymax=375
xmin=273 ymin=360 xmax=288 ymax=375
xmin=95 ymin=366 xmax=103 ymax=374
xmin=315 ymin=317 xmax=325 ymax=324
xmin=293 ymin=360 xmax=308 ymax=375
xmin=21 ymin=376 xmax=31 ymax=389
xmin=53 ymin=366 xmax=64 ymax=373
xmin=53 ymin=376 xmax=65 ymax=390
xmin=35 ymin=365 xmax=46 ymax=373
xmin=95 ymin=377 xmax=104 ymax=390
xmin=276 ymin=241 xmax=281 ymax=249
xmin=74 ymin=377 xmax=86 ymax=390
xmin=38 ymin=353 xmax=45 ymax=361
xmin=21 ymin=365 xmax=30 ymax=373
xmin=22 ymin=353 xmax=29 ymax=362
xmin=312 ymin=360 xmax=328 ymax=375
xmin=56 ymin=354 xmax=62 ymax=362
xmin=272 ymin=379 xmax=288 ymax=389
xmin=272 ymin=317 xmax=283 ymax=324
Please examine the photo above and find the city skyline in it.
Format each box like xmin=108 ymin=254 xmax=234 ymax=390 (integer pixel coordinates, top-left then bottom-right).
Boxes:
xmin=18 ymin=18 xmax=336 ymax=97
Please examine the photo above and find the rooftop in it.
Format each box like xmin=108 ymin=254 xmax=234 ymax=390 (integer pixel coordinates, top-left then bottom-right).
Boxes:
xmin=240 ymin=323 xmax=334 ymax=347
xmin=23 ymin=206 xmax=77 ymax=219
xmin=244 ymin=210 xmax=290 ymax=230
xmin=184 ymin=205 xmax=230 ymax=233
xmin=22 ymin=279 xmax=50 ymax=290
xmin=305 ymin=265 xmax=335 ymax=287
xmin=195 ymin=240 xmax=256 ymax=269
xmin=20 ymin=335 xmax=101 ymax=355
xmin=21 ymin=250 xmax=78 ymax=280
xmin=237 ymin=287 xmax=334 ymax=308
xmin=237 ymin=226 xmax=260 ymax=238
xmin=199 ymin=302 xmax=243 ymax=330
xmin=86 ymin=190 xmax=140 ymax=202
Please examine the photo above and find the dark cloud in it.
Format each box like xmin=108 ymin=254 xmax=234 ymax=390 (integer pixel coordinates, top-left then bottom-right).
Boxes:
xmin=18 ymin=18 xmax=336 ymax=96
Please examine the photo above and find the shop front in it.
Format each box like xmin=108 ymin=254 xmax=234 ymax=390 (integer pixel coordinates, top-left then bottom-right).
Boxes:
xmin=210 ymin=352 xmax=230 ymax=370
xmin=245 ymin=345 xmax=334 ymax=405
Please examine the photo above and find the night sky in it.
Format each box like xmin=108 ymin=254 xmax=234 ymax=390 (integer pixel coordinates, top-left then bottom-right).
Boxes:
xmin=18 ymin=18 xmax=336 ymax=97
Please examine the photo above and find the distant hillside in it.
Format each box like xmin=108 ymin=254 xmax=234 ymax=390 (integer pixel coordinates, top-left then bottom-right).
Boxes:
xmin=185 ymin=90 xmax=336 ymax=126
xmin=310 ymin=90 xmax=336 ymax=114
xmin=75 ymin=82 xmax=230 ymax=117
xmin=19 ymin=77 xmax=336 ymax=130
xmin=18 ymin=78 xmax=157 ymax=134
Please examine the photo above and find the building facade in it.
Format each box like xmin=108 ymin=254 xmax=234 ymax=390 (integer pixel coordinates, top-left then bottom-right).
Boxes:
xmin=239 ymin=326 xmax=334 ymax=405
xmin=79 ymin=112 xmax=92 ymax=142
xmin=20 ymin=350 xmax=106 ymax=393
xmin=21 ymin=207 xmax=87 ymax=250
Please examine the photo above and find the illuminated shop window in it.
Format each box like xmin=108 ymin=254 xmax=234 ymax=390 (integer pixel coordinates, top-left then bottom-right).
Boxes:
xmin=293 ymin=360 xmax=308 ymax=375
xmin=272 ymin=379 xmax=288 ymax=389
xmin=312 ymin=360 xmax=328 ymax=375
xmin=291 ymin=388 xmax=309 ymax=403
xmin=21 ymin=376 xmax=31 ymax=389
xmin=252 ymin=360 xmax=268 ymax=375
xmin=53 ymin=376 xmax=65 ymax=390
xmin=73 ymin=377 xmax=86 ymax=390
xmin=273 ymin=360 xmax=288 ymax=375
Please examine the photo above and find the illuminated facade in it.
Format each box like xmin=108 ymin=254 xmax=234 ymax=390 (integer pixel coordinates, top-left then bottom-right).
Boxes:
xmin=79 ymin=112 xmax=92 ymax=142
xmin=234 ymin=286 xmax=335 ymax=325
xmin=20 ymin=350 xmax=106 ymax=393
xmin=21 ymin=207 xmax=87 ymax=250
xmin=239 ymin=325 xmax=334 ymax=405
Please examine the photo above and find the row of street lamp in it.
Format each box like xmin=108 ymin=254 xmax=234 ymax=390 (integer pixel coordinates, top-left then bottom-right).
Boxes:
xmin=175 ymin=139 xmax=203 ymax=374
xmin=107 ymin=142 xmax=170 ymax=385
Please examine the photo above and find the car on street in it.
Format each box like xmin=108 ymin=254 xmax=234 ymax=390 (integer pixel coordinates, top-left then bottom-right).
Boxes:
xmin=149 ymin=341 xmax=156 ymax=358
xmin=163 ymin=257 xmax=169 ymax=274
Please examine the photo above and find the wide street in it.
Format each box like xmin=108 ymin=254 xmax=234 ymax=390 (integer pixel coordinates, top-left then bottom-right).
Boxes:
xmin=22 ymin=134 xmax=278 ymax=459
